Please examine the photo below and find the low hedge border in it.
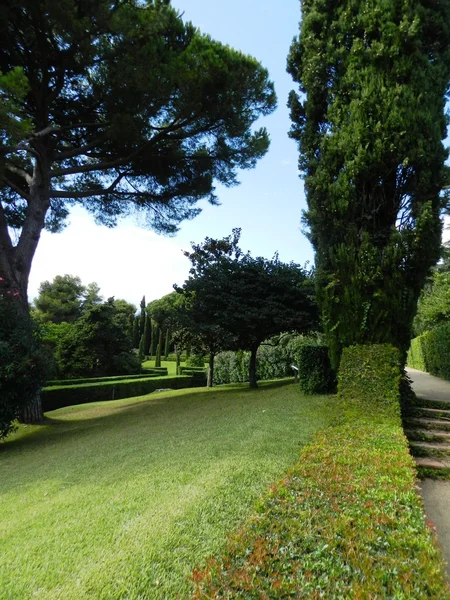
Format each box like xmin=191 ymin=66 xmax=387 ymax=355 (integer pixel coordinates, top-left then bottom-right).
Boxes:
xmin=46 ymin=369 xmax=168 ymax=387
xmin=408 ymin=324 xmax=450 ymax=380
xmin=191 ymin=345 xmax=449 ymax=599
xmin=42 ymin=374 xmax=206 ymax=412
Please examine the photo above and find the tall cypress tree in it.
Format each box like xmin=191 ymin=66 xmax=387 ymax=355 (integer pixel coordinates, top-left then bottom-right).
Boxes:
xmin=139 ymin=296 xmax=146 ymax=340
xmin=164 ymin=327 xmax=171 ymax=359
xmin=149 ymin=324 xmax=156 ymax=358
xmin=288 ymin=0 xmax=450 ymax=367
xmin=143 ymin=313 xmax=152 ymax=356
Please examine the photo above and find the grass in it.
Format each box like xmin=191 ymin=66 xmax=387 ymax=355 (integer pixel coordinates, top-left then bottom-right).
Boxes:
xmin=0 ymin=380 xmax=334 ymax=600
xmin=192 ymin=346 xmax=450 ymax=599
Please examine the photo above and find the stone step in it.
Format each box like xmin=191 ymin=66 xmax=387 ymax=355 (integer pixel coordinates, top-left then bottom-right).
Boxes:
xmin=414 ymin=455 xmax=450 ymax=479
xmin=403 ymin=417 xmax=450 ymax=432
xmin=406 ymin=407 xmax=450 ymax=420
xmin=409 ymin=441 xmax=450 ymax=458
xmin=414 ymin=397 xmax=450 ymax=410
xmin=404 ymin=429 xmax=450 ymax=443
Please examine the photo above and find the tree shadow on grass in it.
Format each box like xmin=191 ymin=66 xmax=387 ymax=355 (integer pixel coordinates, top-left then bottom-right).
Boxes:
xmin=0 ymin=379 xmax=296 ymax=456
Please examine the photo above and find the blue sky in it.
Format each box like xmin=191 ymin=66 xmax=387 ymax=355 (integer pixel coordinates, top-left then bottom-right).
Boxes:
xmin=29 ymin=1 xmax=312 ymax=305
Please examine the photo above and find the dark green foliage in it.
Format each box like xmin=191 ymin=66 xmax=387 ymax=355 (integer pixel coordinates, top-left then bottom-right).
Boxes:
xmin=185 ymin=354 xmax=206 ymax=368
xmin=0 ymin=0 xmax=275 ymax=310
xmin=212 ymin=335 xmax=319 ymax=385
xmin=42 ymin=375 xmax=206 ymax=412
xmin=33 ymin=275 xmax=101 ymax=324
xmin=178 ymin=230 xmax=318 ymax=388
xmin=288 ymin=0 xmax=450 ymax=367
xmin=413 ymin=267 xmax=450 ymax=336
xmin=297 ymin=345 xmax=335 ymax=395
xmin=143 ymin=314 xmax=152 ymax=355
xmin=408 ymin=324 xmax=450 ymax=380
xmin=138 ymin=335 xmax=145 ymax=363
xmin=57 ymin=299 xmax=141 ymax=379
xmin=164 ymin=327 xmax=170 ymax=359
xmin=149 ymin=324 xmax=156 ymax=357
xmin=338 ymin=344 xmax=402 ymax=418
xmin=46 ymin=370 xmax=168 ymax=386
xmin=0 ymin=296 xmax=50 ymax=439
xmin=139 ymin=296 xmax=146 ymax=340
xmin=132 ymin=316 xmax=140 ymax=349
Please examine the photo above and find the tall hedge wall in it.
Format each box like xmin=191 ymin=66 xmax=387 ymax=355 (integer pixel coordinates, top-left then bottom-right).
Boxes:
xmin=407 ymin=323 xmax=450 ymax=380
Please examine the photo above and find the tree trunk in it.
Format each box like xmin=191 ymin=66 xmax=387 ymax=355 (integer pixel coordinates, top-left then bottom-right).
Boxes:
xmin=0 ymin=155 xmax=51 ymax=424
xmin=249 ymin=343 xmax=259 ymax=389
xmin=21 ymin=391 xmax=45 ymax=424
xmin=207 ymin=352 xmax=215 ymax=387
xmin=176 ymin=347 xmax=181 ymax=375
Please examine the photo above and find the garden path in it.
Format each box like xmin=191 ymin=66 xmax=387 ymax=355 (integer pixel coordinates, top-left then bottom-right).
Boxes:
xmin=407 ymin=367 xmax=450 ymax=580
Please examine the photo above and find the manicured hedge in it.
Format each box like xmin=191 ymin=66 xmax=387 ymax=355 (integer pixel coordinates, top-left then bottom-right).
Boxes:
xmin=338 ymin=344 xmax=401 ymax=418
xmin=297 ymin=344 xmax=335 ymax=394
xmin=408 ymin=324 xmax=450 ymax=380
xmin=179 ymin=367 xmax=206 ymax=376
xmin=192 ymin=345 xmax=448 ymax=598
xmin=42 ymin=375 xmax=206 ymax=412
xmin=46 ymin=369 xmax=168 ymax=387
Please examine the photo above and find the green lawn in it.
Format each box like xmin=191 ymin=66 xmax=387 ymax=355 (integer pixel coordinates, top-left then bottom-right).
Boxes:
xmin=0 ymin=381 xmax=335 ymax=600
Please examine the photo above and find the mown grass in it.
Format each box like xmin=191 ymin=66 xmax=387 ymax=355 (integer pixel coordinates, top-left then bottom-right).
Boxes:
xmin=192 ymin=346 xmax=450 ymax=599
xmin=0 ymin=381 xmax=334 ymax=600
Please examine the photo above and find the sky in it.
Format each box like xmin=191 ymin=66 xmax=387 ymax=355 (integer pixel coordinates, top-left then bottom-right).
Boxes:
xmin=28 ymin=0 xmax=312 ymax=307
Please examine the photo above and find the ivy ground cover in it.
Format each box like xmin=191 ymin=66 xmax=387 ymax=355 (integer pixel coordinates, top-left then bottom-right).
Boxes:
xmin=0 ymin=381 xmax=334 ymax=599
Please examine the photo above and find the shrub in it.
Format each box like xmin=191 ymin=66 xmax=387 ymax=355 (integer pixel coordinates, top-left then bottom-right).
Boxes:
xmin=407 ymin=324 xmax=450 ymax=380
xmin=42 ymin=375 xmax=206 ymax=412
xmin=297 ymin=345 xmax=335 ymax=394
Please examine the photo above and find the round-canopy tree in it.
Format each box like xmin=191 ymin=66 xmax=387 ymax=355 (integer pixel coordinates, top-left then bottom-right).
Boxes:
xmin=0 ymin=0 xmax=276 ymax=421
xmin=288 ymin=0 xmax=450 ymax=367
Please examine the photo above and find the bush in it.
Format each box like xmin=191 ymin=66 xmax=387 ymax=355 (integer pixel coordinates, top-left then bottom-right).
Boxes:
xmin=185 ymin=354 xmax=206 ymax=368
xmin=338 ymin=344 xmax=402 ymax=418
xmin=297 ymin=345 xmax=335 ymax=394
xmin=0 ymin=296 xmax=51 ymax=439
xmin=42 ymin=374 xmax=206 ymax=412
xmin=212 ymin=335 xmax=323 ymax=385
xmin=192 ymin=344 xmax=449 ymax=598
xmin=407 ymin=324 xmax=450 ymax=380
xmin=179 ymin=367 xmax=206 ymax=376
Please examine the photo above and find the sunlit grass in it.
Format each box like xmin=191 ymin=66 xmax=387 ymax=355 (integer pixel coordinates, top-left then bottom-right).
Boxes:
xmin=0 ymin=381 xmax=335 ymax=599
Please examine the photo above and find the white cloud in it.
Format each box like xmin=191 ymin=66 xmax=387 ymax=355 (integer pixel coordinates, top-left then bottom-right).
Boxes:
xmin=28 ymin=208 xmax=191 ymax=306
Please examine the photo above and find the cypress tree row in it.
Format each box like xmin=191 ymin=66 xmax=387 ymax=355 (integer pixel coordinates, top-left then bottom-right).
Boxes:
xmin=288 ymin=0 xmax=450 ymax=367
